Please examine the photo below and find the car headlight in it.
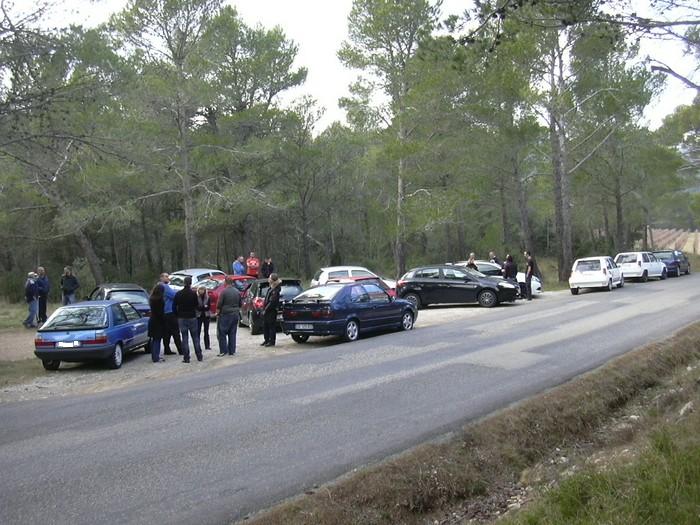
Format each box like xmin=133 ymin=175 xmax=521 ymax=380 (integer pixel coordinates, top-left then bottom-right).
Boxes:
xmin=498 ymin=282 xmax=516 ymax=289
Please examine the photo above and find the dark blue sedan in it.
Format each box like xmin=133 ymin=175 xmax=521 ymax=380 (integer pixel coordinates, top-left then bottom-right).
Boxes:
xmin=34 ymin=301 xmax=149 ymax=370
xmin=282 ymin=281 xmax=417 ymax=343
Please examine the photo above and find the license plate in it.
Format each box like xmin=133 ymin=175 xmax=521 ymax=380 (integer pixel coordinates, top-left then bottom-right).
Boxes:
xmin=295 ymin=324 xmax=313 ymax=330
xmin=57 ymin=341 xmax=80 ymax=348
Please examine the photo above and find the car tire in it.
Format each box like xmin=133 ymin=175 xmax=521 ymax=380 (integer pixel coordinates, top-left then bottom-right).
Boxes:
xmin=606 ymin=279 xmax=613 ymax=291
xmin=478 ymin=289 xmax=498 ymax=308
xmin=41 ymin=359 xmax=60 ymax=371
xmin=249 ymin=312 xmax=262 ymax=335
xmin=617 ymin=277 xmax=624 ymax=288
xmin=660 ymin=268 xmax=667 ymax=280
xmin=687 ymin=265 xmax=691 ymax=275
xmin=640 ymin=271 xmax=648 ymax=283
xmin=675 ymin=267 xmax=681 ymax=277
xmin=570 ymin=288 xmax=579 ymax=295
xmin=403 ymin=293 xmax=421 ymax=309
xmin=291 ymin=333 xmax=309 ymax=343
xmin=400 ymin=311 xmax=414 ymax=331
xmin=107 ymin=343 xmax=123 ymax=370
xmin=344 ymin=319 xmax=360 ymax=342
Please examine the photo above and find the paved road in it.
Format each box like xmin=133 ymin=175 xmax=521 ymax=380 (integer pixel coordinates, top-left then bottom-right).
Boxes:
xmin=1 ymin=275 xmax=699 ymax=524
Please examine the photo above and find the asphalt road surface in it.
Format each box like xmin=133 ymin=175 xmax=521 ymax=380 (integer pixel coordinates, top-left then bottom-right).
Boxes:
xmin=2 ymin=275 xmax=699 ymax=524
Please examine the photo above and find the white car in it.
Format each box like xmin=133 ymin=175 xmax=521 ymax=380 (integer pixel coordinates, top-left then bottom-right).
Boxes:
xmin=453 ymin=260 xmax=543 ymax=296
xmin=168 ymin=268 xmax=226 ymax=289
xmin=614 ymin=252 xmax=667 ymax=282
xmin=310 ymin=266 xmax=380 ymax=287
xmin=569 ymin=256 xmax=624 ymax=295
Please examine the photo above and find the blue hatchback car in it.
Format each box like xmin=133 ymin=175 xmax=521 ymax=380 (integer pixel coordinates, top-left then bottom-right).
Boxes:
xmin=282 ymin=281 xmax=417 ymax=343
xmin=34 ymin=301 xmax=149 ymax=370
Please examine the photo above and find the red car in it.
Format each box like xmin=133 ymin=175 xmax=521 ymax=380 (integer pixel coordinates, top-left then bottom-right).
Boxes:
xmin=196 ymin=275 xmax=255 ymax=315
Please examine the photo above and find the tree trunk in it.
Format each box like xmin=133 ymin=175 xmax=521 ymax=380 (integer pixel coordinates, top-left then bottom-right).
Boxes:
xmin=176 ymin=69 xmax=196 ymax=268
xmin=140 ymin=208 xmax=153 ymax=271
xmin=75 ymin=229 xmax=105 ymax=284
xmin=614 ymin=175 xmax=624 ymax=252
xmin=499 ymin=176 xmax=512 ymax=249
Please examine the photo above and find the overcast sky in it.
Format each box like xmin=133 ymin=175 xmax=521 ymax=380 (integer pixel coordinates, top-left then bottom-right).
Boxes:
xmin=54 ymin=0 xmax=697 ymax=131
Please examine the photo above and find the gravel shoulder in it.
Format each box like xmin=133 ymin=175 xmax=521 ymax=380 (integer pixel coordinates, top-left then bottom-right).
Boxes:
xmin=0 ymin=297 xmax=550 ymax=404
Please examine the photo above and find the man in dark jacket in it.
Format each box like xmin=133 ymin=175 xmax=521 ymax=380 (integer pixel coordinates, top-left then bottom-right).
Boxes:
xmin=261 ymin=274 xmax=281 ymax=347
xmin=23 ymin=272 xmax=38 ymax=328
xmin=216 ymin=276 xmax=241 ymax=356
xmin=174 ymin=276 xmax=202 ymax=363
xmin=60 ymin=267 xmax=79 ymax=305
xmin=159 ymin=273 xmax=182 ymax=356
xmin=36 ymin=266 xmax=50 ymax=323
xmin=261 ymin=257 xmax=275 ymax=278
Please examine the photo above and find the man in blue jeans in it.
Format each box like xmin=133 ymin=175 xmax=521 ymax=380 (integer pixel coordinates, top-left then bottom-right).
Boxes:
xmin=216 ymin=276 xmax=241 ymax=356
xmin=173 ymin=276 xmax=202 ymax=363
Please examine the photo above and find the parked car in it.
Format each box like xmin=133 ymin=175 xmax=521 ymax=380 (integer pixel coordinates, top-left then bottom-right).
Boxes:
xmin=310 ymin=266 xmax=380 ymax=287
xmin=196 ymin=275 xmax=255 ymax=315
xmin=282 ymin=281 xmax=417 ymax=343
xmin=240 ymin=278 xmax=305 ymax=335
xmin=568 ymin=256 xmax=624 ymax=295
xmin=396 ymin=265 xmax=518 ymax=309
xmin=168 ymin=268 xmax=226 ymax=289
xmin=614 ymin=251 xmax=667 ymax=281
xmin=34 ymin=301 xmax=149 ymax=371
xmin=87 ymin=283 xmax=151 ymax=316
xmin=652 ymin=249 xmax=690 ymax=277
xmin=453 ymin=260 xmax=543 ymax=297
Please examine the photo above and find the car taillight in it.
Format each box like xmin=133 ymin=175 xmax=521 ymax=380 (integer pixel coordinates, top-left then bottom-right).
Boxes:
xmin=284 ymin=310 xmax=298 ymax=319
xmin=34 ymin=338 xmax=54 ymax=348
xmin=82 ymin=336 xmax=108 ymax=345
xmin=311 ymin=308 xmax=334 ymax=319
xmin=253 ymin=297 xmax=265 ymax=309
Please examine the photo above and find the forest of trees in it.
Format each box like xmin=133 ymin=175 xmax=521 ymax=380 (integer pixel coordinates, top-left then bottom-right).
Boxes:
xmin=0 ymin=0 xmax=699 ymax=298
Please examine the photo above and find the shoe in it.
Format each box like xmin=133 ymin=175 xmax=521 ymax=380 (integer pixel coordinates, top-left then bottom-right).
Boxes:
xmin=196 ymin=356 xmax=203 ymax=362
xmin=205 ymin=347 xmax=211 ymax=351
xmin=217 ymin=352 xmax=226 ymax=357
xmin=260 ymin=341 xmax=268 ymax=346
xmin=164 ymin=350 xmax=175 ymax=355
xmin=182 ymin=359 xmax=190 ymax=363
xmin=268 ymin=343 xmax=275 ymax=347
xmin=228 ymin=352 xmax=236 ymax=356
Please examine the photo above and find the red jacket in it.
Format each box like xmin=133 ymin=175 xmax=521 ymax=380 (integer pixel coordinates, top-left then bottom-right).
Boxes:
xmin=246 ymin=257 xmax=261 ymax=277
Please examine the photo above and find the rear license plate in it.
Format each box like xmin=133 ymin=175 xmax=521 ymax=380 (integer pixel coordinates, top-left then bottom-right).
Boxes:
xmin=295 ymin=323 xmax=313 ymax=330
xmin=57 ymin=341 xmax=80 ymax=348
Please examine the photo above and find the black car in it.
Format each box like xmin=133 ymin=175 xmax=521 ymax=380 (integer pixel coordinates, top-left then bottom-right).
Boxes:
xmin=652 ymin=250 xmax=691 ymax=277
xmin=240 ymin=278 xmax=305 ymax=334
xmin=396 ymin=265 xmax=518 ymax=308
xmin=282 ymin=281 xmax=417 ymax=343
xmin=87 ymin=283 xmax=151 ymax=316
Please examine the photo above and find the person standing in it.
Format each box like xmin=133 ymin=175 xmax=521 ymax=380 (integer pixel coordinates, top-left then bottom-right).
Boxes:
xmin=174 ymin=276 xmax=202 ymax=363
xmin=35 ymin=266 xmax=50 ymax=324
xmin=159 ymin=273 xmax=182 ymax=356
xmin=261 ymin=273 xmax=281 ymax=347
xmin=466 ymin=253 xmax=478 ymax=271
xmin=246 ymin=251 xmax=261 ymax=278
xmin=261 ymin=257 xmax=275 ymax=279
xmin=60 ymin=267 xmax=79 ymax=305
xmin=488 ymin=251 xmax=502 ymax=268
xmin=216 ymin=276 xmax=241 ymax=356
xmin=148 ymin=284 xmax=166 ymax=363
xmin=524 ymin=250 xmax=538 ymax=301
xmin=196 ymin=286 xmax=212 ymax=351
xmin=232 ymin=256 xmax=246 ymax=276
xmin=502 ymin=254 xmax=519 ymax=295
xmin=23 ymin=272 xmax=38 ymax=328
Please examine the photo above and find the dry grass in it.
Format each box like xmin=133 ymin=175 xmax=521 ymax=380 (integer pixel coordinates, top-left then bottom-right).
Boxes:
xmin=246 ymin=323 xmax=700 ymax=525
xmin=0 ymin=359 xmax=45 ymax=388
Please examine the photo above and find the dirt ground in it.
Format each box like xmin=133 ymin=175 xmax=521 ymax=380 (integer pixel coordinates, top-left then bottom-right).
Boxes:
xmin=0 ymin=299 xmax=524 ymax=404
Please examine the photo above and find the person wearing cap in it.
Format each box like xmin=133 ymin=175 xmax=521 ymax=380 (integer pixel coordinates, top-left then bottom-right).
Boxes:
xmin=261 ymin=273 xmax=281 ymax=347
xmin=23 ymin=272 xmax=39 ymax=328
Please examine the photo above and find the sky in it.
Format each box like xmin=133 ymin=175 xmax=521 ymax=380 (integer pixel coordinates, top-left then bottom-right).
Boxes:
xmin=52 ymin=0 xmax=698 ymax=131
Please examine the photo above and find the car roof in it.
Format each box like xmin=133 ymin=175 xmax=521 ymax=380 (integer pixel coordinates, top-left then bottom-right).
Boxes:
xmin=97 ymin=283 xmax=147 ymax=290
xmin=319 ymin=266 xmax=373 ymax=272
xmin=252 ymin=277 xmax=302 ymax=283
xmin=171 ymin=268 xmax=224 ymax=275
xmin=61 ymin=300 xmax=121 ymax=307
xmin=574 ymin=256 xmax=609 ymax=261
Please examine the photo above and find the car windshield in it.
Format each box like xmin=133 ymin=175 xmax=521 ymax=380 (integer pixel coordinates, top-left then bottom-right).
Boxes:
xmin=653 ymin=252 xmax=673 ymax=261
xmin=293 ymin=285 xmax=341 ymax=303
xmin=42 ymin=306 xmax=108 ymax=330
xmin=169 ymin=274 xmax=186 ymax=286
xmin=575 ymin=260 xmax=601 ymax=272
xmin=280 ymin=284 xmax=304 ymax=300
xmin=616 ymin=254 xmax=638 ymax=264
xmin=197 ymin=278 xmax=221 ymax=291
xmin=108 ymin=290 xmax=148 ymax=304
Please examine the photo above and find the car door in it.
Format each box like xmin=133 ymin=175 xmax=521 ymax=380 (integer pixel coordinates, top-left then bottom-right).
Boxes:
xmin=120 ymin=302 xmax=148 ymax=348
xmin=607 ymin=257 xmax=621 ymax=284
xmin=410 ymin=268 xmax=441 ymax=304
xmin=646 ymin=253 xmax=662 ymax=276
xmin=347 ymin=284 xmax=374 ymax=327
xmin=110 ymin=304 xmax=131 ymax=348
xmin=363 ymin=283 xmax=399 ymax=328
xmin=441 ymin=266 xmax=477 ymax=303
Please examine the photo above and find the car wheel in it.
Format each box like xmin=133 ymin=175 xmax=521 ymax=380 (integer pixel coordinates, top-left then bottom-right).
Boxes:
xmin=41 ymin=359 xmax=60 ymax=371
xmin=108 ymin=343 xmax=123 ymax=370
xmin=570 ymin=288 xmax=579 ymax=295
xmin=404 ymin=293 xmax=421 ymax=309
xmin=249 ymin=312 xmax=262 ymax=335
xmin=674 ymin=266 xmax=681 ymax=277
xmin=640 ymin=271 xmax=648 ymax=283
xmin=687 ymin=265 xmax=691 ymax=275
xmin=344 ymin=319 xmax=360 ymax=342
xmin=617 ymin=277 xmax=624 ymax=288
xmin=400 ymin=311 xmax=414 ymax=331
xmin=478 ymin=289 xmax=498 ymax=308
xmin=606 ymin=279 xmax=613 ymax=291
xmin=291 ymin=333 xmax=309 ymax=343
xmin=660 ymin=268 xmax=667 ymax=280
xmin=144 ymin=340 xmax=151 ymax=354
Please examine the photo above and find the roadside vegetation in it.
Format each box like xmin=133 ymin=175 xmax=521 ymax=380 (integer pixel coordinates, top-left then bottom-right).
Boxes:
xmin=0 ymin=360 xmax=44 ymax=389
xmin=246 ymin=322 xmax=700 ymax=525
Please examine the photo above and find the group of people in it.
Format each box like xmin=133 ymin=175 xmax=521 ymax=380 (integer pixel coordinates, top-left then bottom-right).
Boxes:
xmin=22 ymin=266 xmax=80 ymax=328
xmin=232 ymin=252 xmax=275 ymax=278
xmin=146 ymin=268 xmax=283 ymax=364
xmin=464 ymin=250 xmax=540 ymax=301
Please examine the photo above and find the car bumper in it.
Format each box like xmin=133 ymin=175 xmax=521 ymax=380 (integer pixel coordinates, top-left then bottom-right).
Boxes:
xmin=497 ymin=288 xmax=518 ymax=302
xmin=34 ymin=345 xmax=116 ymax=362
xmin=621 ymin=268 xmax=643 ymax=278
xmin=282 ymin=319 xmax=346 ymax=336
xmin=569 ymin=278 xmax=608 ymax=288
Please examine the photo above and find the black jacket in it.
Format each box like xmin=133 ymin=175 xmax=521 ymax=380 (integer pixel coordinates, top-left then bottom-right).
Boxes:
xmin=148 ymin=298 xmax=166 ymax=338
xmin=263 ymin=286 xmax=280 ymax=319
xmin=60 ymin=275 xmax=79 ymax=295
xmin=261 ymin=262 xmax=275 ymax=278
xmin=174 ymin=288 xmax=198 ymax=319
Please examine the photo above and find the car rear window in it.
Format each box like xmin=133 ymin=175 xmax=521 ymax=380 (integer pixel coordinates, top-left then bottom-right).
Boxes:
xmin=280 ymin=284 xmax=303 ymax=300
xmin=616 ymin=254 xmax=638 ymax=264
xmin=575 ymin=260 xmax=601 ymax=272
xmin=293 ymin=285 xmax=342 ymax=302
xmin=42 ymin=306 xmax=108 ymax=330
xmin=328 ymin=270 xmax=350 ymax=279
xmin=169 ymin=275 xmax=186 ymax=286
xmin=108 ymin=290 xmax=149 ymax=304
xmin=654 ymin=252 xmax=673 ymax=261
xmin=197 ymin=279 xmax=220 ymax=290
xmin=352 ymin=269 xmax=375 ymax=277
